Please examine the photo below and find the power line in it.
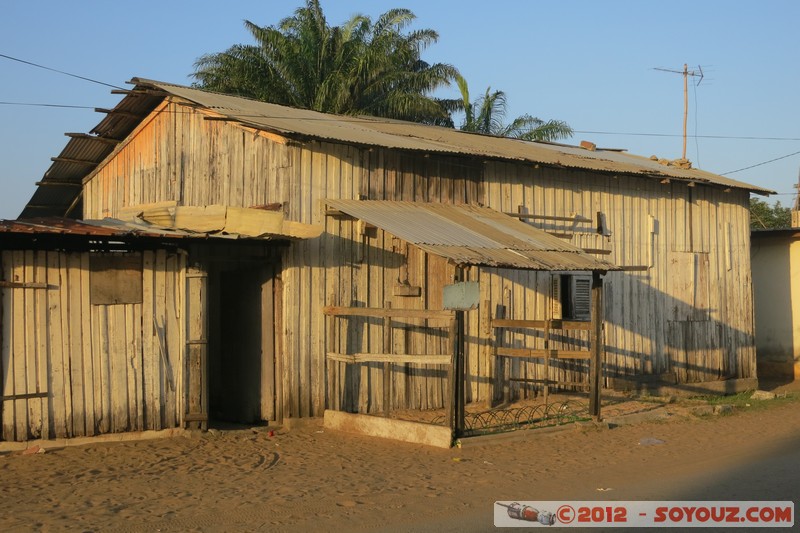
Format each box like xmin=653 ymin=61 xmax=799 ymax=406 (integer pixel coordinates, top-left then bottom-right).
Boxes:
xmin=574 ymin=130 xmax=800 ymax=141
xmin=721 ymin=149 xmax=800 ymax=175
xmin=1 ymin=100 xmax=799 ymax=143
xmin=0 ymin=101 xmax=94 ymax=109
xmin=0 ymin=53 xmax=124 ymax=90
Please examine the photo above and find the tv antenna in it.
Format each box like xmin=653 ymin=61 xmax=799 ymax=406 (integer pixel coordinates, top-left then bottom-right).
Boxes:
xmin=654 ymin=64 xmax=704 ymax=160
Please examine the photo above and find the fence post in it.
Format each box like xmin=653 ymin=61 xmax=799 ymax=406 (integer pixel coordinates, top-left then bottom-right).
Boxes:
xmin=589 ymin=271 xmax=604 ymax=418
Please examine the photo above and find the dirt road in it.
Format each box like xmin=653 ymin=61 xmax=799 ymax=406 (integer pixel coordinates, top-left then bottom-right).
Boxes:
xmin=1 ymin=391 xmax=798 ymax=532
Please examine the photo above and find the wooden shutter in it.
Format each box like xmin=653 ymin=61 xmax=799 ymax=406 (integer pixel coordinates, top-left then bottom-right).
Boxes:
xmin=550 ymin=274 xmax=562 ymax=320
xmin=571 ymin=275 xmax=592 ymax=321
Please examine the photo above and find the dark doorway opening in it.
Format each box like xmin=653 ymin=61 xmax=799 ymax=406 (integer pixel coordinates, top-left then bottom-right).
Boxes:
xmin=208 ymin=263 xmax=277 ymax=425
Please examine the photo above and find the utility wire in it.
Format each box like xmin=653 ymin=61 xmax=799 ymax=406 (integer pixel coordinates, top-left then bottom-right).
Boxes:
xmin=0 ymin=53 xmax=124 ymax=90
xmin=574 ymin=130 xmax=800 ymax=141
xmin=0 ymin=101 xmax=94 ymax=109
xmin=1 ymin=100 xmax=799 ymax=144
xmin=721 ymin=149 xmax=800 ymax=175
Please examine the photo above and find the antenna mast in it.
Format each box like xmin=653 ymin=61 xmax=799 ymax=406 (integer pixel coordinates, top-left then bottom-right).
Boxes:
xmin=654 ymin=64 xmax=704 ymax=160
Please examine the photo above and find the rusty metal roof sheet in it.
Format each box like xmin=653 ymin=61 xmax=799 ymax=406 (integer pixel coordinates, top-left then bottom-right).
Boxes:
xmin=20 ymin=77 xmax=771 ymax=219
xmin=0 ymin=217 xmax=290 ymax=242
xmin=326 ymin=200 xmax=619 ymax=271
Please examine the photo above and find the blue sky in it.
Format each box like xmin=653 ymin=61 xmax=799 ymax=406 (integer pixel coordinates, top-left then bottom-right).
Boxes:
xmin=1 ymin=1 xmax=798 ymax=218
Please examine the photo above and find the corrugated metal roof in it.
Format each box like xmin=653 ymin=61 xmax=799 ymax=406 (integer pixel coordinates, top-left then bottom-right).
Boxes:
xmin=134 ymin=78 xmax=772 ymax=194
xmin=20 ymin=77 xmax=771 ymax=219
xmin=326 ymin=200 xmax=619 ymax=271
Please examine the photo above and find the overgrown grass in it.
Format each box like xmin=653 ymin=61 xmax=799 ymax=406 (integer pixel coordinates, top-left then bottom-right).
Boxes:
xmin=688 ymin=390 xmax=798 ymax=410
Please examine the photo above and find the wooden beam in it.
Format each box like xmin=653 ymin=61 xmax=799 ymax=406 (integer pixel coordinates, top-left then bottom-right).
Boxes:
xmin=618 ymin=265 xmax=650 ymax=272
xmin=65 ymin=133 xmax=121 ymax=145
xmin=323 ymin=306 xmax=453 ymax=320
xmin=109 ymin=88 xmax=167 ymax=96
xmin=589 ymin=272 xmax=604 ymax=418
xmin=495 ymin=347 xmax=591 ymax=360
xmin=491 ymin=318 xmax=591 ymax=330
xmin=327 ymin=353 xmax=451 ymax=365
xmin=581 ymin=248 xmax=612 ymax=255
xmin=50 ymin=157 xmax=98 ymax=166
xmin=505 ymin=213 xmax=592 ymax=223
xmin=0 ymin=391 xmax=48 ymax=401
xmin=0 ymin=281 xmax=49 ymax=289
xmin=94 ymin=108 xmax=146 ymax=119
xmin=509 ymin=378 xmax=588 ymax=387
xmin=383 ymin=302 xmax=392 ymax=417
xmin=35 ymin=181 xmax=82 ymax=187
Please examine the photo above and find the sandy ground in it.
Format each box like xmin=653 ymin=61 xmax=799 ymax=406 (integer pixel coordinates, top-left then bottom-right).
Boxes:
xmin=1 ymin=384 xmax=799 ymax=532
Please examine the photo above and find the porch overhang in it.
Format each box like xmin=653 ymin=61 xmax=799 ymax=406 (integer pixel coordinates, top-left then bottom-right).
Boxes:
xmin=324 ymin=200 xmax=619 ymax=272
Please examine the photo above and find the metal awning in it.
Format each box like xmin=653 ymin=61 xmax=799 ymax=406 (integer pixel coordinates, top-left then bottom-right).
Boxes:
xmin=326 ymin=200 xmax=619 ymax=271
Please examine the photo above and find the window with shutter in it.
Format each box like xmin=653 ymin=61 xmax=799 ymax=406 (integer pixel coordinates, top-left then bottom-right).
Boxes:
xmin=551 ymin=273 xmax=592 ymax=321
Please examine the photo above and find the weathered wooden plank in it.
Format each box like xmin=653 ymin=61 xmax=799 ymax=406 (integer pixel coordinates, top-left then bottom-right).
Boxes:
xmin=11 ymin=252 xmax=28 ymax=440
xmin=141 ymin=251 xmax=156 ymax=430
xmin=273 ymin=274 xmax=284 ymax=423
xmin=1 ymin=253 xmax=14 ymax=440
xmin=153 ymin=250 xmax=167 ymax=427
xmin=45 ymin=252 xmax=67 ymax=438
xmin=176 ymin=253 xmax=187 ymax=424
xmin=323 ymin=306 xmax=454 ymax=320
xmin=490 ymin=318 xmax=593 ymax=331
xmin=57 ymin=254 xmax=75 ymax=437
xmin=0 ymin=281 xmax=49 ymax=289
xmin=124 ymin=304 xmax=139 ymax=431
xmin=33 ymin=252 xmax=50 ymax=439
xmin=262 ymin=272 xmax=275 ymax=420
xmin=79 ymin=254 xmax=96 ymax=436
xmin=186 ymin=266 xmax=208 ymax=430
xmin=310 ymin=151 xmax=326 ymax=417
xmin=108 ymin=304 xmax=129 ymax=432
xmin=495 ymin=348 xmax=592 ymax=360
xmin=327 ymin=353 xmax=451 ymax=365
xmin=65 ymin=254 xmax=86 ymax=437
xmin=164 ymin=254 xmax=180 ymax=428
xmin=23 ymin=251 xmax=43 ymax=439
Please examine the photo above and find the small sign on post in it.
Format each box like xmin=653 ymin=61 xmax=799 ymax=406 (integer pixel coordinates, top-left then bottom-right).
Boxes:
xmin=443 ymin=281 xmax=480 ymax=311
xmin=443 ymin=280 xmax=477 ymax=438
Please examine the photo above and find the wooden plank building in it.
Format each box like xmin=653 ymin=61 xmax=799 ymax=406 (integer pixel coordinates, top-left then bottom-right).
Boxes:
xmin=5 ymin=78 xmax=771 ymax=439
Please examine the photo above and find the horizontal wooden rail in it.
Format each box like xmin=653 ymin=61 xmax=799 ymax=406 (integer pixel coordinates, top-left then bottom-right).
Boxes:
xmin=323 ymin=306 xmax=454 ymax=320
xmin=492 ymin=319 xmax=591 ymax=330
xmin=327 ymin=352 xmax=451 ymax=365
xmin=0 ymin=391 xmax=49 ymax=401
xmin=0 ymin=281 xmax=50 ymax=289
xmin=495 ymin=347 xmax=591 ymax=360
xmin=504 ymin=213 xmax=592 ymax=223
xmin=509 ymin=378 xmax=589 ymax=387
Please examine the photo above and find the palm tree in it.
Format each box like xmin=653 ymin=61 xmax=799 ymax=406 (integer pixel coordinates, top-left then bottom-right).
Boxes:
xmin=192 ymin=1 xmax=457 ymax=123
xmin=454 ymin=74 xmax=573 ymax=142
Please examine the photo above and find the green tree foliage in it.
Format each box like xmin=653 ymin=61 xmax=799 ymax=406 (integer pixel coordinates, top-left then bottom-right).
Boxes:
xmin=453 ymin=73 xmax=573 ymax=141
xmin=192 ymin=0 xmax=457 ymax=123
xmin=750 ymin=198 xmax=791 ymax=229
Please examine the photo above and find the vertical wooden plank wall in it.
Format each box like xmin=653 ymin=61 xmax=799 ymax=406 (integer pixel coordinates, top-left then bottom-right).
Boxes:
xmin=80 ymin=101 xmax=756 ymax=418
xmin=0 ymin=250 xmax=186 ymax=442
xmin=482 ymin=163 xmax=756 ymax=387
